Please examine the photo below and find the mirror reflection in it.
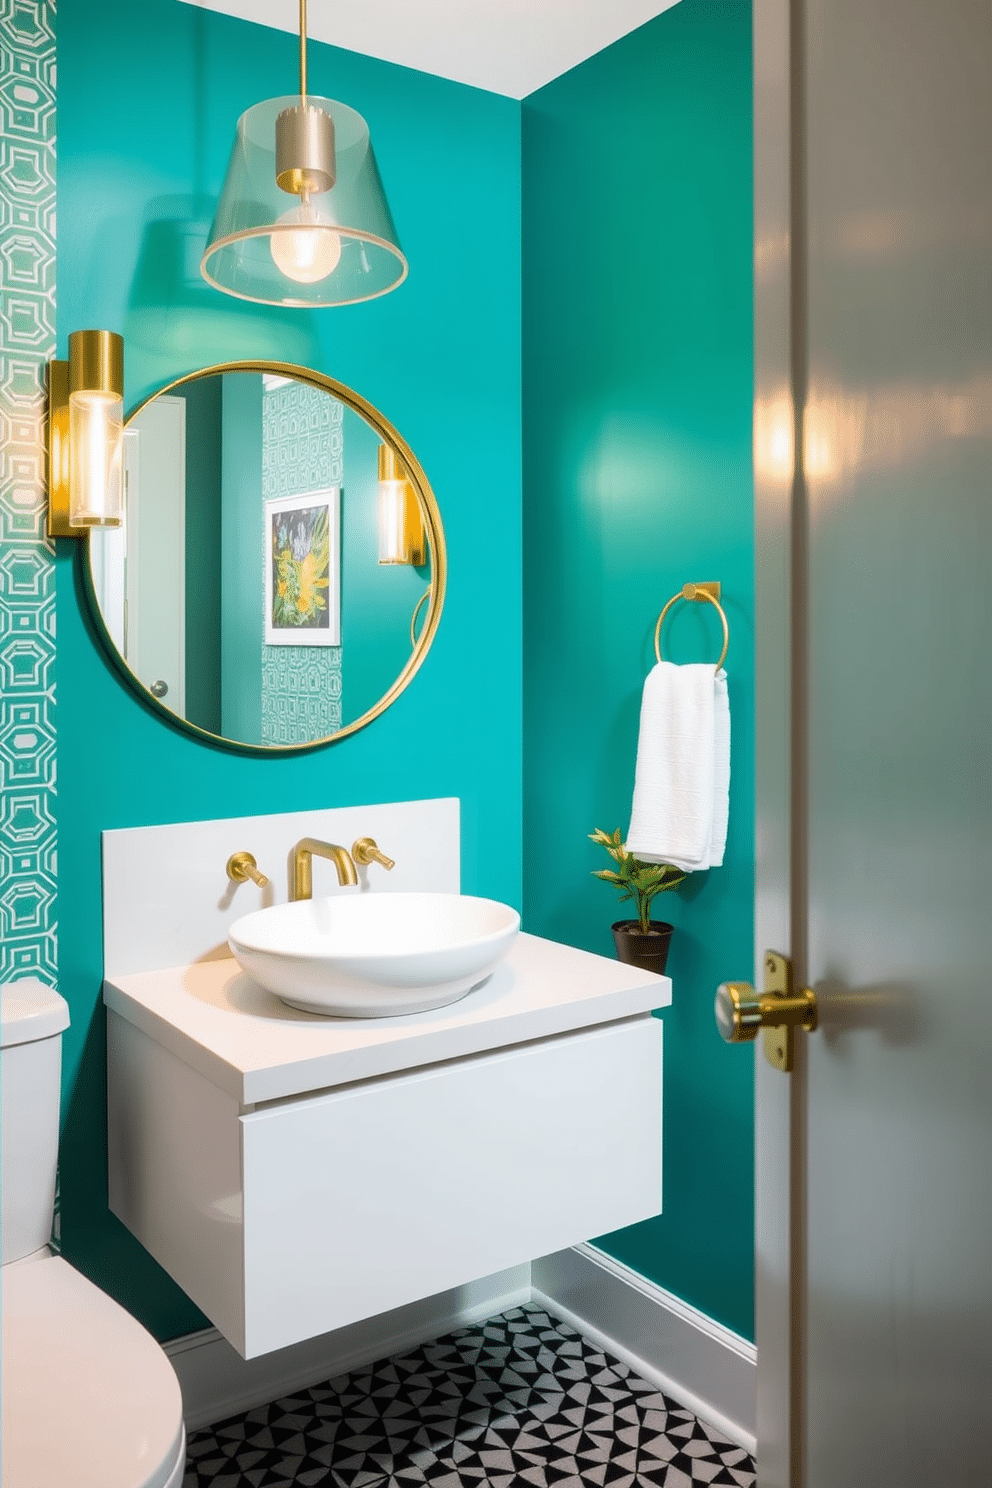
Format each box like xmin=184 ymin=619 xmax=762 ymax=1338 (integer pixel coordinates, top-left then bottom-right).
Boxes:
xmin=86 ymin=367 xmax=442 ymax=750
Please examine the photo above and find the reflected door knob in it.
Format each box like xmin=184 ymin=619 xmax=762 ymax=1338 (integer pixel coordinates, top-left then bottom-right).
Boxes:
xmin=150 ymin=679 xmax=169 ymax=698
xmin=715 ymin=951 xmax=818 ymax=1072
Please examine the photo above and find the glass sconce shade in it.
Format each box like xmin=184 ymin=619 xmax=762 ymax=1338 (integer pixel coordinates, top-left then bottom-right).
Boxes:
xmin=201 ymin=97 xmax=407 ymax=307
xmin=377 ymin=444 xmax=425 ymax=565
xmin=69 ymin=391 xmax=124 ymax=527
xmin=68 ymin=330 xmax=124 ymax=527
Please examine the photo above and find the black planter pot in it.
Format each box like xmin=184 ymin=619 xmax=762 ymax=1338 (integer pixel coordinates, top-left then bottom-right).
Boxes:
xmin=611 ymin=919 xmax=674 ymax=976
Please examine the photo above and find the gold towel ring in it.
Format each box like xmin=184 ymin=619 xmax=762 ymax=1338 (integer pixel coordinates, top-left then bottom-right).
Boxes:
xmin=654 ymin=582 xmax=729 ymax=671
xmin=410 ymin=589 xmax=431 ymax=648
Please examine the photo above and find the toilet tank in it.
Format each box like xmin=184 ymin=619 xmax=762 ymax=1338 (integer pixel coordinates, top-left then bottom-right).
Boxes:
xmin=1 ymin=980 xmax=70 ymax=1264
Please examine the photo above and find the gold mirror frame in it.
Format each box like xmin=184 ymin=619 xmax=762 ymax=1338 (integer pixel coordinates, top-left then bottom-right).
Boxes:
xmin=82 ymin=360 xmax=446 ymax=754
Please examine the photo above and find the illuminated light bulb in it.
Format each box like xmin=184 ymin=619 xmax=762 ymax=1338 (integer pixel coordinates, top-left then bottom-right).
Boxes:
xmin=270 ymin=199 xmax=342 ymax=284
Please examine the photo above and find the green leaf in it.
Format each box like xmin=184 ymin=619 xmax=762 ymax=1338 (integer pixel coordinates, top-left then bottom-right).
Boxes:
xmin=590 ymin=827 xmax=691 ymax=920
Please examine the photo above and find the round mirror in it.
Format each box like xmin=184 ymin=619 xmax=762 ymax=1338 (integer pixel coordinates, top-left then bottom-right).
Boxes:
xmin=84 ymin=362 xmax=445 ymax=751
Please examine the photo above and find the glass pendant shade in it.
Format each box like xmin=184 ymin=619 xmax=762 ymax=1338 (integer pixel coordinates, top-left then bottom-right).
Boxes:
xmin=201 ymin=96 xmax=407 ymax=307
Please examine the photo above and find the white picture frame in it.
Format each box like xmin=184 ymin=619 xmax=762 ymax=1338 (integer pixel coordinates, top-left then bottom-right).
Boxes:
xmin=264 ymin=488 xmax=341 ymax=647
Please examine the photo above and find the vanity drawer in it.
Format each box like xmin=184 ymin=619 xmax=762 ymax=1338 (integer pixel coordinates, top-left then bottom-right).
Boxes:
xmin=242 ymin=1014 xmax=661 ymax=1356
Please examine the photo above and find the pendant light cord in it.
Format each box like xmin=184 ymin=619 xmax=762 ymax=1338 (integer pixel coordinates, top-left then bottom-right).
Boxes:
xmin=299 ymin=0 xmax=308 ymax=103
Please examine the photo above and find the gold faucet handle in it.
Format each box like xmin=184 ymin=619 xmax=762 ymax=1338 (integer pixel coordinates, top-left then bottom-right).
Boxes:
xmin=352 ymin=837 xmax=395 ymax=871
xmin=226 ymin=851 xmax=269 ymax=888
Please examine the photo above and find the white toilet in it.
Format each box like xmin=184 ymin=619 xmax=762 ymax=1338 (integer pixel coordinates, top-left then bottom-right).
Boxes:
xmin=1 ymin=980 xmax=187 ymax=1488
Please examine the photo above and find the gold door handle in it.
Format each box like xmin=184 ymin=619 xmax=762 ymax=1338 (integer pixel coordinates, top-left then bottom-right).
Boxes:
xmin=714 ymin=950 xmax=817 ymax=1072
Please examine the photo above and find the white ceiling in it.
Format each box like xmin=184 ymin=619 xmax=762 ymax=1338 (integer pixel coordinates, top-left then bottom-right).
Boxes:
xmin=176 ymin=0 xmax=681 ymax=99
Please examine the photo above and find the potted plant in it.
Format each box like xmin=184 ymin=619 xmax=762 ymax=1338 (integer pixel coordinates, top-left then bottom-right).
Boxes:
xmin=589 ymin=827 xmax=686 ymax=974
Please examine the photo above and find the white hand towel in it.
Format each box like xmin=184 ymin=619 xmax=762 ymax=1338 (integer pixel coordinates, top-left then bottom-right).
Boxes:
xmin=625 ymin=662 xmax=731 ymax=872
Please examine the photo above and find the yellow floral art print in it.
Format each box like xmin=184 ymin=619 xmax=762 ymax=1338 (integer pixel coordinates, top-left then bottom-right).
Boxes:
xmin=264 ymin=489 xmax=341 ymax=646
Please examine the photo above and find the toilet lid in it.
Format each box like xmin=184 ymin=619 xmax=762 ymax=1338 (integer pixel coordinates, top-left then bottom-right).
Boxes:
xmin=2 ymin=1256 xmax=185 ymax=1488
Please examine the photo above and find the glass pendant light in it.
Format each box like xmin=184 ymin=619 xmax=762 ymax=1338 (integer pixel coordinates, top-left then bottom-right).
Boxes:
xmin=201 ymin=0 xmax=407 ymax=307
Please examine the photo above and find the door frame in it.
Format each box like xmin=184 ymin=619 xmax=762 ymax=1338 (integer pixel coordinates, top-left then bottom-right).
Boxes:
xmin=753 ymin=0 xmax=807 ymax=1483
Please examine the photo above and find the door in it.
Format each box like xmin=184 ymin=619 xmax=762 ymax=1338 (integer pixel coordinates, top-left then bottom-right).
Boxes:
xmin=751 ymin=1 xmax=992 ymax=1484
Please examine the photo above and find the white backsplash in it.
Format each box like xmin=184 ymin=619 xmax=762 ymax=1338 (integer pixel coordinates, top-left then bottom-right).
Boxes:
xmin=103 ymin=799 xmax=460 ymax=977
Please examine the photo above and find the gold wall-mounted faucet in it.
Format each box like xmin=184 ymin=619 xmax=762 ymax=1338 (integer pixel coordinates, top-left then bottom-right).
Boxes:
xmin=352 ymin=837 xmax=395 ymax=872
xmin=226 ymin=851 xmax=269 ymax=887
xmin=291 ymin=838 xmax=358 ymax=900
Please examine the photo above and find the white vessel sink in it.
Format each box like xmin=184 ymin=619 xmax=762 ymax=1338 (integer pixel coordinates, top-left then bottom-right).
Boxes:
xmin=228 ymin=892 xmax=520 ymax=1017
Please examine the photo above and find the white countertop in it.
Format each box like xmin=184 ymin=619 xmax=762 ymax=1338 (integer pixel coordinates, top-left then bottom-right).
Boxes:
xmin=103 ymin=932 xmax=672 ymax=1106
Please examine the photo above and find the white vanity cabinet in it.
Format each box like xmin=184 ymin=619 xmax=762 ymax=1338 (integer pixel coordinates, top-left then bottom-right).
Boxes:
xmin=105 ymin=934 xmax=669 ymax=1360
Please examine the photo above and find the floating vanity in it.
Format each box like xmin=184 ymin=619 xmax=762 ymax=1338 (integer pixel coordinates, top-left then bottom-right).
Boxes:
xmin=103 ymin=800 xmax=671 ymax=1360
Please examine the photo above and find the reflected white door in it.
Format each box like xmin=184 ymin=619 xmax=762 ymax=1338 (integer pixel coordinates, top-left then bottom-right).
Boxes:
xmin=123 ymin=396 xmax=186 ymax=717
xmin=89 ymin=514 xmax=127 ymax=658
xmin=752 ymin=0 xmax=992 ymax=1483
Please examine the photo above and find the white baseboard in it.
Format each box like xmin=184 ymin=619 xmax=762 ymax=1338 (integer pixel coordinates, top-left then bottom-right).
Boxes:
xmin=165 ymin=1246 xmax=755 ymax=1456
xmin=532 ymin=1243 xmax=756 ymax=1455
xmin=164 ymin=1264 xmax=531 ymax=1432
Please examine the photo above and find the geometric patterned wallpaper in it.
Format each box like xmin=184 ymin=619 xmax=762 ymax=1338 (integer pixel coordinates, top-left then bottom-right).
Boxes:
xmin=260 ymin=378 xmax=344 ymax=745
xmin=0 ymin=0 xmax=58 ymax=986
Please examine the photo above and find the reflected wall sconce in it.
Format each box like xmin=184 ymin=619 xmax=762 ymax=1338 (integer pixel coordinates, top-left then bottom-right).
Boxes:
xmin=47 ymin=329 xmax=124 ymax=538
xmin=201 ymin=0 xmax=406 ymax=308
xmin=377 ymin=444 xmax=425 ymax=566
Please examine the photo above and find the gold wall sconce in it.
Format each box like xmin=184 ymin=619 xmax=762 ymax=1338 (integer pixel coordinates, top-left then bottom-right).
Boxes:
xmin=48 ymin=329 xmax=124 ymax=538
xmin=377 ymin=443 xmax=425 ymax=566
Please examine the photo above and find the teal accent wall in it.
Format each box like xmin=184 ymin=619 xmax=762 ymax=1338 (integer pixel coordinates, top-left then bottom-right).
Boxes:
xmin=55 ymin=0 xmax=522 ymax=1341
xmin=521 ymin=0 xmax=755 ymax=1340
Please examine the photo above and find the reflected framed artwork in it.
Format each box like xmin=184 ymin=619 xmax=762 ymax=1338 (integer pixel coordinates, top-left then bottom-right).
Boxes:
xmin=264 ymin=488 xmax=341 ymax=646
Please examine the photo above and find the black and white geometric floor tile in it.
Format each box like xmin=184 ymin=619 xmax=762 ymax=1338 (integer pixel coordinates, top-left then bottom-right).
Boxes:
xmin=183 ymin=1304 xmax=755 ymax=1488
